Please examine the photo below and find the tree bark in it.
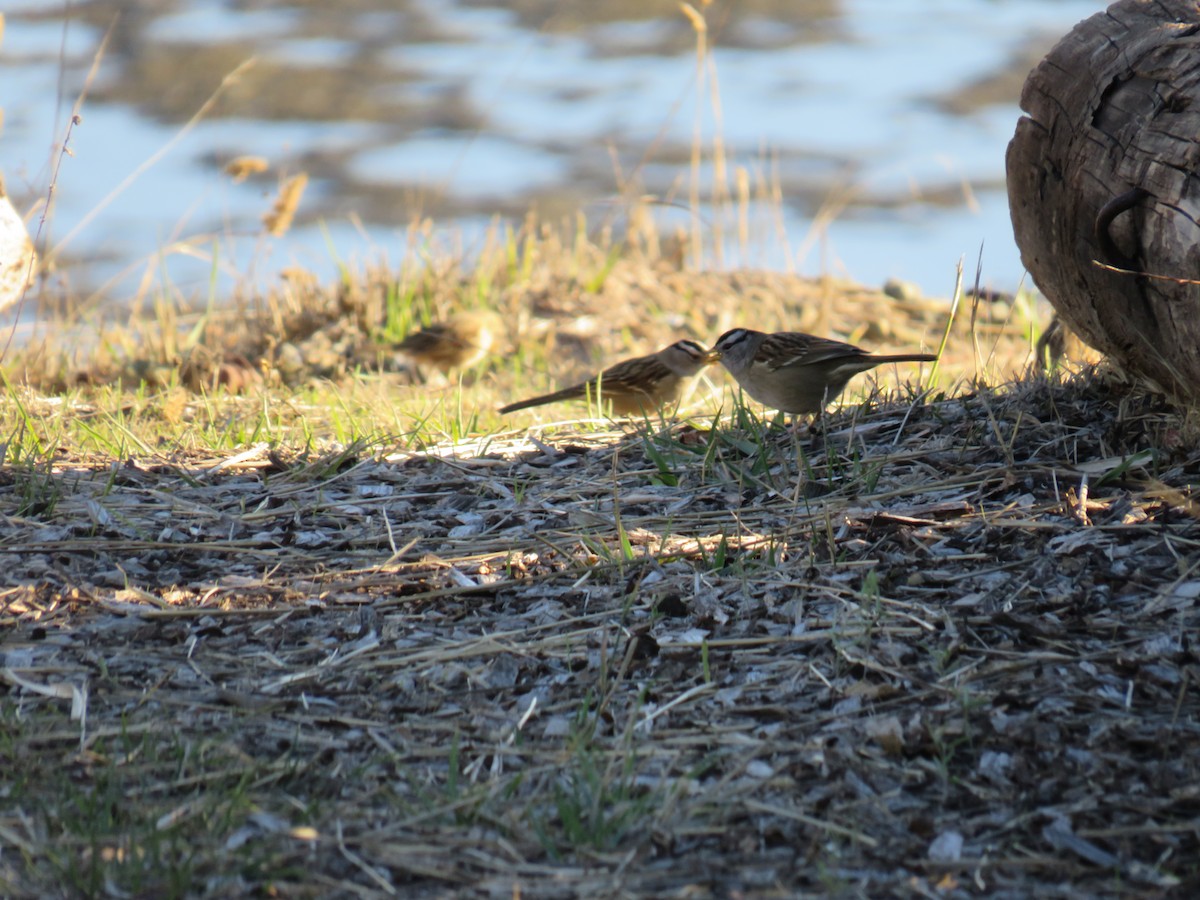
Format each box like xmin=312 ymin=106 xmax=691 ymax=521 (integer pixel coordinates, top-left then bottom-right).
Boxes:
xmin=1006 ymin=0 xmax=1200 ymax=398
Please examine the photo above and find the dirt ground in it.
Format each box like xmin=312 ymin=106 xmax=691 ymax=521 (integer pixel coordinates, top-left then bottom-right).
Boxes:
xmin=2 ymin=358 xmax=1199 ymax=896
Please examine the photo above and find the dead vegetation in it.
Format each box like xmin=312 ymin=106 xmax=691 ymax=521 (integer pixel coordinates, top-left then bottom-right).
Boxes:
xmin=2 ymin=347 xmax=1198 ymax=896
xmin=7 ymin=212 xmax=1028 ymax=405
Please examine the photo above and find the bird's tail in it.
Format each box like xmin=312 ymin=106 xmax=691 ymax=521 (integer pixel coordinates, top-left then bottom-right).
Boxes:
xmin=864 ymin=353 xmax=938 ymax=365
xmin=498 ymin=387 xmax=580 ymax=415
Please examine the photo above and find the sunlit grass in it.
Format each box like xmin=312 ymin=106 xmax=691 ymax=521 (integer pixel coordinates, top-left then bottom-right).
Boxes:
xmin=0 ymin=207 xmax=1041 ymax=478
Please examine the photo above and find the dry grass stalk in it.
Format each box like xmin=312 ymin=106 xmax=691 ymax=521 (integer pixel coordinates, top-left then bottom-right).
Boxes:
xmin=223 ymin=155 xmax=269 ymax=183
xmin=262 ymin=172 xmax=308 ymax=237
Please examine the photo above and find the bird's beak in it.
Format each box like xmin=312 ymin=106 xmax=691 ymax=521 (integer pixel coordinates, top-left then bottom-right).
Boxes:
xmin=704 ymin=349 xmax=722 ymax=364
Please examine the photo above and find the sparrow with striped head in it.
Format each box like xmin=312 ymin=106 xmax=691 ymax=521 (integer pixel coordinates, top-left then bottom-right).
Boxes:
xmin=499 ymin=339 xmax=716 ymax=417
xmin=711 ymin=328 xmax=936 ymax=415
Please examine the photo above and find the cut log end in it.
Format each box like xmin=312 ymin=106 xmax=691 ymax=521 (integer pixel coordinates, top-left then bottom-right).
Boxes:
xmin=1006 ymin=0 xmax=1200 ymax=400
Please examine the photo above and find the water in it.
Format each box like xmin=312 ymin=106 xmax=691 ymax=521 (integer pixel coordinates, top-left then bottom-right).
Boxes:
xmin=1 ymin=0 xmax=1106 ymax=311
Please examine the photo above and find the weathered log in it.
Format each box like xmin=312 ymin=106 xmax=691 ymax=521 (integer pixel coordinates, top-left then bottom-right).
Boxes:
xmin=1007 ymin=0 xmax=1200 ymax=398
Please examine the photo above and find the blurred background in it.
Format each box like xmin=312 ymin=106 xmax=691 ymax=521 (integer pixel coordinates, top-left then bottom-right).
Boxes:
xmin=1 ymin=0 xmax=1104 ymax=310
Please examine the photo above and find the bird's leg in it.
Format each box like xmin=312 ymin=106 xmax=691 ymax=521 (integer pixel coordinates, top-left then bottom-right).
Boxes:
xmin=800 ymin=408 xmax=824 ymax=438
xmin=796 ymin=411 xmax=825 ymax=462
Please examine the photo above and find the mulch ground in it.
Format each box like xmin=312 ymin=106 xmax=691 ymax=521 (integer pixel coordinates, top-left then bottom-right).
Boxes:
xmin=2 ymin=369 xmax=1198 ymax=897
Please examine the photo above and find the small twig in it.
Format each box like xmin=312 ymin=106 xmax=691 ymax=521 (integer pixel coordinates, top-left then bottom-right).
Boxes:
xmin=49 ymin=56 xmax=258 ymax=261
xmin=336 ymin=821 xmax=397 ymax=896
xmin=1092 ymin=259 xmax=1200 ymax=286
xmin=743 ymin=798 xmax=879 ymax=848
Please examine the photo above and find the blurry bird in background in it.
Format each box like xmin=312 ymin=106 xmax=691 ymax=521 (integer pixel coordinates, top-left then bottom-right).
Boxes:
xmin=394 ymin=309 xmax=502 ymax=378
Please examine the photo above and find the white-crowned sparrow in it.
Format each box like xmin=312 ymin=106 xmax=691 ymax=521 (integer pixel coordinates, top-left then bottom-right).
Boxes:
xmin=395 ymin=310 xmax=501 ymax=373
xmin=499 ymin=339 xmax=716 ymax=416
xmin=711 ymin=328 xmax=937 ymax=415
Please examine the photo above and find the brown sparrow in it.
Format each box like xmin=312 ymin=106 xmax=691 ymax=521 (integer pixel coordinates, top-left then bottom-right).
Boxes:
xmin=711 ymin=328 xmax=936 ymax=415
xmin=396 ymin=310 xmax=501 ymax=373
xmin=499 ymin=339 xmax=716 ymax=416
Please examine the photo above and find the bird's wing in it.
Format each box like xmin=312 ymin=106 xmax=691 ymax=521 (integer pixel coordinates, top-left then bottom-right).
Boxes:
xmin=759 ymin=333 xmax=864 ymax=370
